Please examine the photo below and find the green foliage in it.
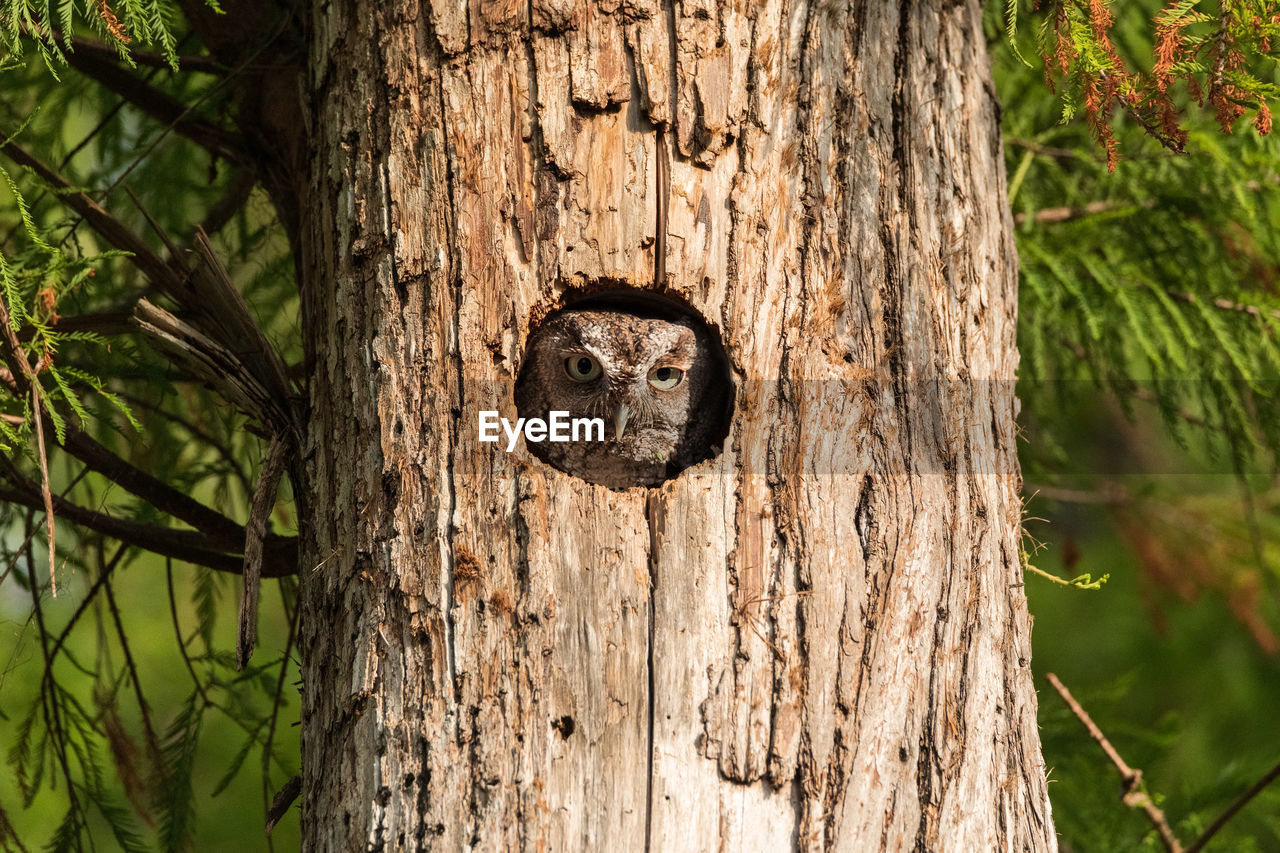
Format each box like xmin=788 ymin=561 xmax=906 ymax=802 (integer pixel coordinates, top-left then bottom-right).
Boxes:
xmin=0 ymin=5 xmax=300 ymax=850
xmin=993 ymin=3 xmax=1280 ymax=850
xmin=0 ymin=0 xmax=219 ymax=72
xmin=1008 ymin=1 xmax=1280 ymax=168
xmin=997 ymin=3 xmax=1280 ymax=485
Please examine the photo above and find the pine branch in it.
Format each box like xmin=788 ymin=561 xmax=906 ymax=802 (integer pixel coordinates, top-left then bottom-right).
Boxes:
xmin=0 ymin=339 xmax=258 ymax=547
xmin=0 ymin=139 xmax=298 ymax=433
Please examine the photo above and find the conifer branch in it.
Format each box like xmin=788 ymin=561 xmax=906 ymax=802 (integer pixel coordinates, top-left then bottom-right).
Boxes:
xmin=0 ymin=293 xmax=60 ymax=595
xmin=0 ymin=348 xmax=260 ymax=548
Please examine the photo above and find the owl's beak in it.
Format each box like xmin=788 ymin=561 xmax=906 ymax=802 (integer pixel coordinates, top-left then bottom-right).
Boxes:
xmin=613 ymin=403 xmax=630 ymax=440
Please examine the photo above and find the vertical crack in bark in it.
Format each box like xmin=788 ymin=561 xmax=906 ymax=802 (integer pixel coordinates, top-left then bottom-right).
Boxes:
xmin=433 ymin=38 xmax=463 ymax=707
xmin=664 ymin=0 xmax=679 ymax=133
xmin=643 ymin=491 xmax=661 ymax=852
xmin=524 ymin=0 xmax=547 ymax=302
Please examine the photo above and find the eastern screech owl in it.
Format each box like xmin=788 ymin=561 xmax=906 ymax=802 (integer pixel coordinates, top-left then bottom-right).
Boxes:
xmin=515 ymin=307 xmax=727 ymax=489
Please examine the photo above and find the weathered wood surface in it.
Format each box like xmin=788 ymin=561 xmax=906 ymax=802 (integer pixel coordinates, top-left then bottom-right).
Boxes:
xmin=298 ymin=1 xmax=1056 ymax=850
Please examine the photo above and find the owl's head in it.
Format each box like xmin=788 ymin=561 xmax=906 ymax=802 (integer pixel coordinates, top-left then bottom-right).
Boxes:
xmin=517 ymin=308 xmax=710 ymax=462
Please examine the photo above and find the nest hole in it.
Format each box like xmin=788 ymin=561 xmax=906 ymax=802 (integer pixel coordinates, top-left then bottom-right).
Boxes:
xmin=514 ymin=287 xmax=735 ymax=489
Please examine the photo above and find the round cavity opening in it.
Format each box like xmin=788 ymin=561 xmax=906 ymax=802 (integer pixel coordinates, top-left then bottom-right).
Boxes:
xmin=514 ymin=288 xmax=735 ymax=490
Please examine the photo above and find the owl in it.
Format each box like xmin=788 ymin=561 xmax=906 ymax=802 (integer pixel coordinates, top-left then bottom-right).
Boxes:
xmin=515 ymin=307 xmax=729 ymax=489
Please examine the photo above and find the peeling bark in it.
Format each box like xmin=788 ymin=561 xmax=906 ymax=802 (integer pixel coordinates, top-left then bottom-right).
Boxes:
xmin=298 ymin=1 xmax=1056 ymax=850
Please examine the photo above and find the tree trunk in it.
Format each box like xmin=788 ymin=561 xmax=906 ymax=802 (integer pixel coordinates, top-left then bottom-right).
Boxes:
xmin=298 ymin=1 xmax=1056 ymax=850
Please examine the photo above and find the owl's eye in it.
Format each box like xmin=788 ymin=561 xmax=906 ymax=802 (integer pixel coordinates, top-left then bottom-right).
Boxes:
xmin=564 ymin=355 xmax=602 ymax=382
xmin=648 ymin=366 xmax=684 ymax=390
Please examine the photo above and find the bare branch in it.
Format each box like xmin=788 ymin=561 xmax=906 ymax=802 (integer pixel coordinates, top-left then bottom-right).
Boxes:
xmin=133 ymin=298 xmax=283 ymax=430
xmin=200 ymin=168 xmax=257 ymax=237
xmin=65 ymin=34 xmax=226 ymax=75
xmin=1046 ymin=673 xmax=1184 ymax=853
xmin=62 ymin=48 xmax=245 ymax=162
xmin=1185 ymin=759 xmax=1280 ymax=853
xmin=0 ymin=476 xmax=297 ymax=576
xmin=29 ymin=384 xmax=56 ymax=595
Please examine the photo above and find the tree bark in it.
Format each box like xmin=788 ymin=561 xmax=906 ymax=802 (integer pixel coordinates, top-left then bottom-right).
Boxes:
xmin=298 ymin=1 xmax=1056 ymax=850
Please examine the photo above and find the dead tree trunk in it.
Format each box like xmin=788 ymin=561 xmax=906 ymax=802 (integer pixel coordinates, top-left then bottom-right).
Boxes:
xmin=298 ymin=1 xmax=1056 ymax=849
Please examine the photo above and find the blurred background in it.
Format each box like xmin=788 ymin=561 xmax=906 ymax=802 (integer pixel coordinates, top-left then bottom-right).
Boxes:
xmin=993 ymin=2 xmax=1280 ymax=849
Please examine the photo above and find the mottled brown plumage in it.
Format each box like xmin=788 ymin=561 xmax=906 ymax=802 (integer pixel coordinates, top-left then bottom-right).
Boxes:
xmin=515 ymin=308 xmax=727 ymax=489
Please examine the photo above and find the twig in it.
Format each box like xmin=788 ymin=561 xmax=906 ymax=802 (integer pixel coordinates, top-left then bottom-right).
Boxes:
xmin=1185 ymin=759 xmax=1280 ymax=853
xmin=262 ymin=593 xmax=298 ymax=840
xmin=28 ymin=384 xmax=56 ymax=596
xmin=0 ymin=278 xmax=58 ymax=595
xmin=1014 ymin=199 xmax=1155 ymax=226
xmin=265 ymin=775 xmax=301 ymax=833
xmin=1046 ymin=673 xmax=1184 ymax=853
xmin=100 ymin=542 xmax=164 ymax=770
xmin=1171 ymin=290 xmax=1280 ymax=323
xmin=166 ymin=559 xmax=209 ymax=707
xmin=22 ymin=510 xmax=83 ymax=829
xmin=109 ymin=389 xmax=253 ymax=498
xmin=0 ymin=467 xmax=89 ymax=588
xmin=40 ymin=537 xmax=127 ymax=696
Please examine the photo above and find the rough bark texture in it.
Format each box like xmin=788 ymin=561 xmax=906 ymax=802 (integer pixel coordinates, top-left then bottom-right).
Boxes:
xmin=298 ymin=1 xmax=1056 ymax=850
